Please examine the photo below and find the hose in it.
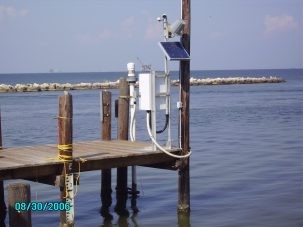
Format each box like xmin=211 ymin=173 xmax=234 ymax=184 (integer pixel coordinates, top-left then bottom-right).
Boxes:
xmin=130 ymin=105 xmax=136 ymax=142
xmin=146 ymin=111 xmax=191 ymax=159
xmin=129 ymin=89 xmax=136 ymax=142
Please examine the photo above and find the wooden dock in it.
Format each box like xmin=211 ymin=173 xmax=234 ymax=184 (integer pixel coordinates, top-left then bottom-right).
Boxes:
xmin=0 ymin=1 xmax=193 ymax=225
xmin=0 ymin=79 xmax=188 ymax=226
xmin=0 ymin=140 xmax=178 ymax=181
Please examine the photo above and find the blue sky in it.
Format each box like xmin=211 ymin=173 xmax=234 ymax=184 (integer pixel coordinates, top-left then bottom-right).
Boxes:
xmin=0 ymin=0 xmax=302 ymax=73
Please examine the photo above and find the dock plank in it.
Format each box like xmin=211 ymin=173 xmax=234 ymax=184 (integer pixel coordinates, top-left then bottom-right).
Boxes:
xmin=0 ymin=140 xmax=179 ymax=180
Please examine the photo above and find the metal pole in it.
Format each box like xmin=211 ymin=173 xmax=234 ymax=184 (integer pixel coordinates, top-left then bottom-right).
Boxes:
xmin=162 ymin=15 xmax=172 ymax=149
xmin=165 ymin=59 xmax=172 ymax=149
xmin=127 ymin=63 xmax=139 ymax=213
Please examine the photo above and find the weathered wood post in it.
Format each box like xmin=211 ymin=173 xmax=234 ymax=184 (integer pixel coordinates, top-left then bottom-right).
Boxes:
xmin=100 ymin=91 xmax=112 ymax=218
xmin=178 ymin=212 xmax=191 ymax=227
xmin=58 ymin=91 xmax=74 ymax=226
xmin=0 ymin=181 xmax=5 ymax=226
xmin=8 ymin=183 xmax=32 ymax=227
xmin=178 ymin=0 xmax=191 ymax=213
xmin=0 ymin=108 xmax=2 ymax=150
xmin=0 ymin=109 xmax=6 ymax=225
xmin=114 ymin=78 xmax=129 ymax=216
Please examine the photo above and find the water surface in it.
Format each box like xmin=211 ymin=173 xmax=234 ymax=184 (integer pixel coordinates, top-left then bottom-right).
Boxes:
xmin=0 ymin=69 xmax=302 ymax=226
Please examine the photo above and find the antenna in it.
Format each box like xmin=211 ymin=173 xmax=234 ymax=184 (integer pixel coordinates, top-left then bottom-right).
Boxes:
xmin=136 ymin=57 xmax=152 ymax=72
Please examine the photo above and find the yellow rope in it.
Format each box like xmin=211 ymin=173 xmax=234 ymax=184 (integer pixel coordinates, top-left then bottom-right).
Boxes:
xmin=47 ymin=144 xmax=87 ymax=199
xmin=73 ymin=158 xmax=87 ymax=197
xmin=57 ymin=116 xmax=72 ymax=120
xmin=58 ymin=144 xmax=73 ymax=151
xmin=57 ymin=144 xmax=73 ymax=162
xmin=63 ymin=162 xmax=68 ymax=199
xmin=58 ymin=154 xmax=73 ymax=161
xmin=119 ymin=95 xmax=130 ymax=99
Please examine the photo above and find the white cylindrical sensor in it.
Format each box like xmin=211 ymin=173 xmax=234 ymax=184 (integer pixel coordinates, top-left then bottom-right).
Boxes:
xmin=127 ymin=62 xmax=135 ymax=77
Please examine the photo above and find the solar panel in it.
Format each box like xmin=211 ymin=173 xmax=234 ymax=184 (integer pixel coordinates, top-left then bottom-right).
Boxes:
xmin=159 ymin=42 xmax=190 ymax=61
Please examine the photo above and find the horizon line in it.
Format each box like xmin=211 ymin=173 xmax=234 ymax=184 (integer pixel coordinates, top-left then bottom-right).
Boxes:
xmin=0 ymin=67 xmax=302 ymax=75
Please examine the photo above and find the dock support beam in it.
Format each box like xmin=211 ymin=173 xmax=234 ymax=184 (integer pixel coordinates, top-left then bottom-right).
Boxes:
xmin=8 ymin=183 xmax=32 ymax=227
xmin=100 ymin=91 xmax=112 ymax=218
xmin=178 ymin=0 xmax=191 ymax=213
xmin=115 ymin=78 xmax=129 ymax=216
xmin=58 ymin=91 xmax=74 ymax=226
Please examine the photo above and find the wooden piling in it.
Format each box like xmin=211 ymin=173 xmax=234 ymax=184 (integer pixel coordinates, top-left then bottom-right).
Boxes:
xmin=115 ymin=78 xmax=129 ymax=216
xmin=101 ymin=91 xmax=112 ymax=141
xmin=178 ymin=212 xmax=190 ymax=227
xmin=0 ymin=180 xmax=5 ymax=227
xmin=117 ymin=78 xmax=129 ymax=142
xmin=100 ymin=91 xmax=112 ymax=217
xmin=178 ymin=0 xmax=191 ymax=213
xmin=0 ymin=109 xmax=6 ymax=224
xmin=58 ymin=91 xmax=74 ymax=226
xmin=0 ymin=108 xmax=2 ymax=150
xmin=8 ymin=183 xmax=31 ymax=227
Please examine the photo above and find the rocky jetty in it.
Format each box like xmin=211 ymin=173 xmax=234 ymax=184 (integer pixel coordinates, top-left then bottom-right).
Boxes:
xmin=171 ymin=76 xmax=286 ymax=86
xmin=0 ymin=76 xmax=285 ymax=93
xmin=0 ymin=80 xmax=120 ymax=93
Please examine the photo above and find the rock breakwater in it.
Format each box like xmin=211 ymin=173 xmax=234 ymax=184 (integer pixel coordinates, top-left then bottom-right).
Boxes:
xmin=0 ymin=76 xmax=285 ymax=93
xmin=172 ymin=76 xmax=285 ymax=86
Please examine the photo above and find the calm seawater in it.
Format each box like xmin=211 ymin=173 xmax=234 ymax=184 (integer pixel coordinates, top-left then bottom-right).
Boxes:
xmin=0 ymin=69 xmax=302 ymax=226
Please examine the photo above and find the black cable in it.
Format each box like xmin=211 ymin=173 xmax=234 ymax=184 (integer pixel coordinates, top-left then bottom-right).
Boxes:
xmin=156 ymin=114 xmax=169 ymax=134
xmin=147 ymin=111 xmax=169 ymax=134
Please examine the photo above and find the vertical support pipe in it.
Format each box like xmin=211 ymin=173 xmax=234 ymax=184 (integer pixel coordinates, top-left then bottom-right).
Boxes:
xmin=58 ymin=91 xmax=74 ymax=226
xmin=0 ymin=109 xmax=6 ymax=225
xmin=151 ymin=72 xmax=157 ymax=151
xmin=178 ymin=0 xmax=191 ymax=213
xmin=166 ymin=70 xmax=172 ymax=149
xmin=100 ymin=91 xmax=112 ymax=218
xmin=8 ymin=183 xmax=32 ymax=227
xmin=115 ymin=78 xmax=129 ymax=216
xmin=127 ymin=63 xmax=139 ymax=213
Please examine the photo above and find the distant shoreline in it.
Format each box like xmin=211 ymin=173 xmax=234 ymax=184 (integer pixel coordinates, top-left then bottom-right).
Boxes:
xmin=0 ymin=76 xmax=286 ymax=93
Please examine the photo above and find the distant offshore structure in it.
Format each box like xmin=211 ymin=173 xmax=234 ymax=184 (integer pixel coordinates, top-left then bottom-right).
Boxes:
xmin=49 ymin=68 xmax=61 ymax=73
xmin=0 ymin=76 xmax=285 ymax=93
